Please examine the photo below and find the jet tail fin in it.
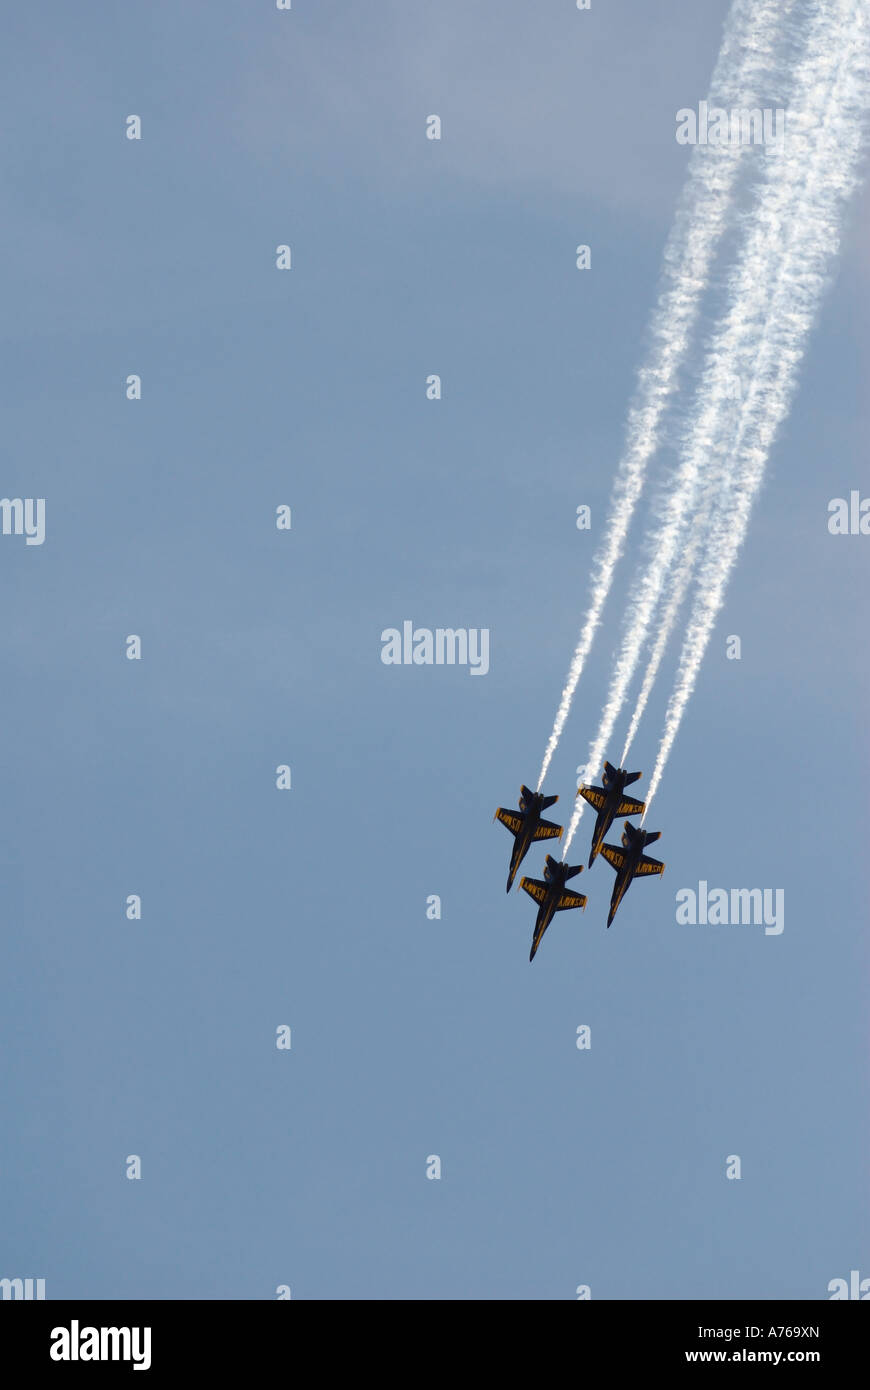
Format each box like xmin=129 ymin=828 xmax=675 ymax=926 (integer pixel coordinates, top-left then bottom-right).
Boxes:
xmin=644 ymin=829 xmax=661 ymax=844
xmin=624 ymin=770 xmax=642 ymax=786
xmin=540 ymin=793 xmax=559 ymax=810
xmin=563 ymin=863 xmax=584 ymax=882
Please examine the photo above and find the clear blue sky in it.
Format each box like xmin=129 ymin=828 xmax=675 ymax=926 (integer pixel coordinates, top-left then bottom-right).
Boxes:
xmin=1 ymin=0 xmax=868 ymax=1299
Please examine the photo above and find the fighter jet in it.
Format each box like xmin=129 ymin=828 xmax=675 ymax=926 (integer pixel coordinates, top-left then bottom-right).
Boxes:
xmin=577 ymin=760 xmax=646 ymax=867
xmin=599 ymin=821 xmax=664 ymax=927
xmin=494 ymin=785 xmax=563 ymax=892
xmin=520 ymin=855 xmax=587 ymax=961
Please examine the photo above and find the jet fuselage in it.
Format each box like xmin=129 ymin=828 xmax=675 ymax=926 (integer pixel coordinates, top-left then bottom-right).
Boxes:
xmin=495 ymin=785 xmax=562 ymax=892
xmin=605 ymin=824 xmax=663 ymax=926
xmin=580 ymin=763 xmax=644 ymax=868
xmin=521 ymin=856 xmax=586 ymax=960
xmin=589 ymin=773 xmax=634 ymax=864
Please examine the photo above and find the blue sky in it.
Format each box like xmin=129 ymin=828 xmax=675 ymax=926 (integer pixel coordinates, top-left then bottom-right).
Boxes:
xmin=1 ymin=0 xmax=868 ymax=1299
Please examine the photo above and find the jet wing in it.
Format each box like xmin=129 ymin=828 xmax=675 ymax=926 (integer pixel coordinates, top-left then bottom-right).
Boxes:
xmin=600 ymin=844 xmax=626 ymax=871
xmin=495 ymin=808 xmax=524 ymax=834
xmin=557 ymin=890 xmax=587 ymax=911
xmin=616 ymin=795 xmax=646 ymax=817
xmin=533 ymin=817 xmax=563 ymax=841
xmin=520 ymin=877 xmax=548 ymax=903
xmin=636 ymin=855 xmax=665 ymax=876
xmin=578 ymin=785 xmax=606 ymax=809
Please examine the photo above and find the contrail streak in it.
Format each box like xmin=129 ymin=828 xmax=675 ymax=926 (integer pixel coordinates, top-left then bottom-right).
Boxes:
xmin=564 ymin=0 xmax=854 ymax=854
xmin=619 ymin=410 xmax=760 ymax=767
xmin=619 ymin=483 xmax=714 ymax=766
xmin=645 ymin=1 xmax=870 ymax=811
xmin=535 ymin=0 xmax=794 ymax=791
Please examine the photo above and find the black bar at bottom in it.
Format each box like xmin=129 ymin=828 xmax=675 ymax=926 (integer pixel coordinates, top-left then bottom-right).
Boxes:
xmin=2 ymin=1298 xmax=866 ymax=1376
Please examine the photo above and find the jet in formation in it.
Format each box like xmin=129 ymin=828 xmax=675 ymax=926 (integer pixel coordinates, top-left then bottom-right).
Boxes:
xmin=577 ymin=760 xmax=646 ymax=867
xmin=520 ymin=855 xmax=587 ymax=961
xmin=599 ymin=820 xmax=665 ymax=927
xmin=494 ymin=785 xmax=563 ymax=892
xmin=494 ymin=761 xmax=665 ymax=958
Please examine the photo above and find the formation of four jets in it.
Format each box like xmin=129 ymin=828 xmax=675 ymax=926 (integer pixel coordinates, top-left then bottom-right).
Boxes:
xmin=494 ymin=762 xmax=665 ymax=960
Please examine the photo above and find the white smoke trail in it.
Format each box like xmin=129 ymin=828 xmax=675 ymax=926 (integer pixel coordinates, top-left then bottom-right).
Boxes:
xmin=564 ymin=0 xmax=858 ymax=853
xmin=645 ymin=2 xmax=870 ymax=811
xmin=619 ymin=425 xmax=750 ymax=765
xmin=619 ymin=483 xmax=714 ymax=766
xmin=535 ymin=0 xmax=795 ymax=791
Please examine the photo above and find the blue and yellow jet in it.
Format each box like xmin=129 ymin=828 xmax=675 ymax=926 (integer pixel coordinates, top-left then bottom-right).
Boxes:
xmin=520 ymin=855 xmax=587 ymax=961
xmin=577 ymin=760 xmax=646 ymax=868
xmin=494 ymin=785 xmax=563 ymax=892
xmin=600 ymin=821 xmax=665 ymax=927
